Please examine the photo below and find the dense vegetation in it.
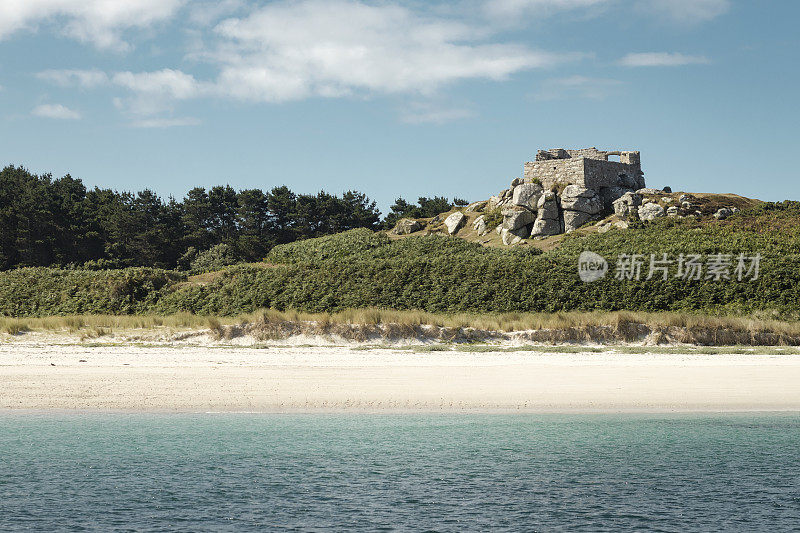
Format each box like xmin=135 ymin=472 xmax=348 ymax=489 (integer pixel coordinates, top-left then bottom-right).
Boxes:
xmin=0 ymin=165 xmax=470 ymax=271
xmin=382 ymin=196 xmax=468 ymax=228
xmin=2 ymin=201 xmax=800 ymax=319
xmin=0 ymin=165 xmax=383 ymax=270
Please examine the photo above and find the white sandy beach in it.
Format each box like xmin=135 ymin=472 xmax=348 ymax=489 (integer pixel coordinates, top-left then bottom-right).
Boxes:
xmin=2 ymin=338 xmax=800 ymax=412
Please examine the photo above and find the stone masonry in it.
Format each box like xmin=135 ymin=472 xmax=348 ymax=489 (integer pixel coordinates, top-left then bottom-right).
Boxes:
xmin=525 ymin=148 xmax=644 ymax=191
xmin=490 ymin=147 xmax=650 ymax=243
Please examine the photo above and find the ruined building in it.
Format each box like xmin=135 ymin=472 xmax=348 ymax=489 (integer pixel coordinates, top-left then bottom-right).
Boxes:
xmin=526 ymin=148 xmax=645 ymax=191
xmin=486 ymin=147 xmax=655 ymax=244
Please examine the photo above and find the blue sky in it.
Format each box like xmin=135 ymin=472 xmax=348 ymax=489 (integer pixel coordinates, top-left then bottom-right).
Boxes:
xmin=1 ymin=0 xmax=798 ymax=211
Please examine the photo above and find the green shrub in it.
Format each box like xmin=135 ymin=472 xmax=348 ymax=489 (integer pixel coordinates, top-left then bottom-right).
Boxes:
xmin=190 ymin=243 xmax=240 ymax=273
xmin=267 ymin=228 xmax=390 ymax=264
xmin=3 ymin=204 xmax=800 ymax=319
xmin=483 ymin=208 xmax=503 ymax=231
xmin=0 ymin=267 xmax=183 ymax=316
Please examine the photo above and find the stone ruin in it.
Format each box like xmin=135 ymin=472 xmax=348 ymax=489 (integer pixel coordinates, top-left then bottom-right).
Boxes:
xmin=485 ymin=147 xmax=659 ymax=244
xmin=388 ymin=146 xmax=722 ymax=242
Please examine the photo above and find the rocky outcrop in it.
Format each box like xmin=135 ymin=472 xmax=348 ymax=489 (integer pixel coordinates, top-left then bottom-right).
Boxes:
xmin=636 ymin=188 xmax=664 ymax=195
xmin=560 ymin=185 xmax=602 ymax=214
xmin=390 ymin=218 xmax=422 ymax=235
xmin=560 ymin=185 xmax=602 ymax=232
xmin=443 ymin=212 xmax=466 ymax=235
xmin=612 ymin=192 xmax=642 ymax=220
xmin=501 ymin=205 xmax=536 ymax=231
xmin=486 ymin=148 xmax=652 ymax=244
xmin=501 ymin=228 xmax=525 ymax=245
xmin=714 ymin=207 xmax=738 ymax=220
xmin=563 ymin=211 xmax=594 ymax=232
xmin=465 ymin=201 xmax=487 ymax=212
xmin=599 ymin=186 xmax=633 ymax=210
xmin=472 ymin=215 xmax=488 ymax=236
xmin=511 ymin=182 xmax=543 ymax=209
xmin=531 ymin=192 xmax=561 ymax=237
xmin=638 ymin=202 xmax=665 ymax=221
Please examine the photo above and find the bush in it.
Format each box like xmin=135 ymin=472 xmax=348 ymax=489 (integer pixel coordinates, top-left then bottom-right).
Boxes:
xmin=0 ymin=267 xmax=183 ymax=316
xmin=190 ymin=244 xmax=240 ymax=273
xmin=483 ymin=208 xmax=503 ymax=230
xmin=267 ymin=228 xmax=390 ymax=264
xmin=4 ymin=204 xmax=800 ymax=319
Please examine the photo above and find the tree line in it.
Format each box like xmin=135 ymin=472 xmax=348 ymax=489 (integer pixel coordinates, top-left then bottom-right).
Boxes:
xmin=0 ymin=165 xmax=464 ymax=270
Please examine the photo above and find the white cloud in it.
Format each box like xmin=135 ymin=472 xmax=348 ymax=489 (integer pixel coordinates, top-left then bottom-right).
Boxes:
xmin=0 ymin=0 xmax=184 ymax=50
xmin=110 ymin=69 xmax=203 ymax=117
xmin=484 ymin=0 xmax=608 ymax=19
xmin=635 ymin=0 xmax=729 ymax=24
xmin=38 ymin=1 xmax=577 ymax=107
xmin=130 ymin=117 xmax=201 ymax=128
xmin=39 ymin=68 xmax=203 ymax=117
xmin=37 ymin=69 xmax=109 ymax=87
xmin=208 ymin=0 xmax=574 ymax=102
xmin=618 ymin=52 xmax=709 ymax=67
xmin=188 ymin=0 xmax=246 ymax=26
xmin=111 ymin=69 xmax=201 ymax=99
xmin=34 ymin=0 xmax=591 ymax=123
xmin=534 ymin=75 xmax=622 ymax=100
xmin=31 ymin=103 xmax=81 ymax=119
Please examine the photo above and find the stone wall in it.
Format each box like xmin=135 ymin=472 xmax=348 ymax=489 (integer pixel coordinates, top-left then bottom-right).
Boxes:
xmin=523 ymin=158 xmax=585 ymax=189
xmin=565 ymin=148 xmax=610 ymax=160
xmin=526 ymin=148 xmax=643 ymax=191
xmin=583 ymin=158 xmax=644 ymax=190
xmin=536 ymin=147 xmax=629 ymax=161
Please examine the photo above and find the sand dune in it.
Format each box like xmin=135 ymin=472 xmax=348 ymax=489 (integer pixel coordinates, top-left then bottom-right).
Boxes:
xmin=2 ymin=342 xmax=799 ymax=412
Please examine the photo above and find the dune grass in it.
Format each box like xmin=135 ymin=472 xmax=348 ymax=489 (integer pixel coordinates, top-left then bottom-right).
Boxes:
xmin=242 ymin=308 xmax=800 ymax=337
xmin=4 ymin=308 xmax=800 ymax=344
xmin=0 ymin=312 xmax=234 ymax=335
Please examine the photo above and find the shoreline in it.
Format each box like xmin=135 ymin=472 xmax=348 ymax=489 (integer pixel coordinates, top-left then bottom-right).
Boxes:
xmin=3 ymin=340 xmax=800 ymax=413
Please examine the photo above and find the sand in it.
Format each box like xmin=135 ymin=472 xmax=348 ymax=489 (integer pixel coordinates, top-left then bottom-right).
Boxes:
xmin=2 ymin=340 xmax=800 ymax=412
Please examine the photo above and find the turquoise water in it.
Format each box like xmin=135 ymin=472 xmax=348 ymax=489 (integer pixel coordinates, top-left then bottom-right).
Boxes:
xmin=1 ymin=414 xmax=798 ymax=531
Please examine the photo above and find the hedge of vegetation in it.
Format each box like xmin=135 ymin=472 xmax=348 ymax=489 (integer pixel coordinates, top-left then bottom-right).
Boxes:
xmin=0 ymin=268 xmax=183 ymax=316
xmin=2 ymin=202 xmax=800 ymax=318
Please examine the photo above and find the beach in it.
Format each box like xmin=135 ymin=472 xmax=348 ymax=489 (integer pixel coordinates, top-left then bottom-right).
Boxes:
xmin=2 ymin=340 xmax=799 ymax=412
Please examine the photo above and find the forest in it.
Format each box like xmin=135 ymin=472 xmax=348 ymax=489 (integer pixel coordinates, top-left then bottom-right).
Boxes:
xmin=0 ymin=165 xmax=460 ymax=271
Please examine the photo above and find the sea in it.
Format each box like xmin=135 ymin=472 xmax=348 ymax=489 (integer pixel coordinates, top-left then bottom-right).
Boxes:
xmin=1 ymin=413 xmax=798 ymax=531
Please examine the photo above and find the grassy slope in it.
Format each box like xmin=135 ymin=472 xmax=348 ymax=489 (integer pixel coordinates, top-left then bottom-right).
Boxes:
xmin=153 ymin=200 xmax=800 ymax=318
xmin=388 ymin=191 xmax=761 ymax=251
xmin=1 ymin=199 xmax=798 ymax=320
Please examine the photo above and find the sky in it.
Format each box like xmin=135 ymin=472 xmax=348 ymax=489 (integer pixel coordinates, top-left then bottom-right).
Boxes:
xmin=1 ymin=0 xmax=798 ymax=212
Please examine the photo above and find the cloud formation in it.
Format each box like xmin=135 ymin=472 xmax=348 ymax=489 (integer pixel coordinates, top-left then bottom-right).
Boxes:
xmin=26 ymin=0 xmax=722 ymax=125
xmin=618 ymin=52 xmax=709 ymax=67
xmin=37 ymin=69 xmax=109 ymax=87
xmin=31 ymin=103 xmax=81 ymax=119
xmin=0 ymin=0 xmax=184 ymax=50
xmin=37 ymin=0 xmax=578 ymax=122
xmin=208 ymin=0 xmax=570 ymax=102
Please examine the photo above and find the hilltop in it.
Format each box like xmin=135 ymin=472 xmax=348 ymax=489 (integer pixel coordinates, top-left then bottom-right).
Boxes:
xmin=387 ymin=147 xmax=762 ymax=251
xmin=3 ymin=199 xmax=800 ymax=321
xmin=389 ymin=189 xmax=761 ymax=252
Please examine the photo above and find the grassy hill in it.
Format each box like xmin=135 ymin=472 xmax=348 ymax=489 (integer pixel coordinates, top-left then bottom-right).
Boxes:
xmin=389 ymin=190 xmax=762 ymax=251
xmin=2 ymin=199 xmax=797 ymax=320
